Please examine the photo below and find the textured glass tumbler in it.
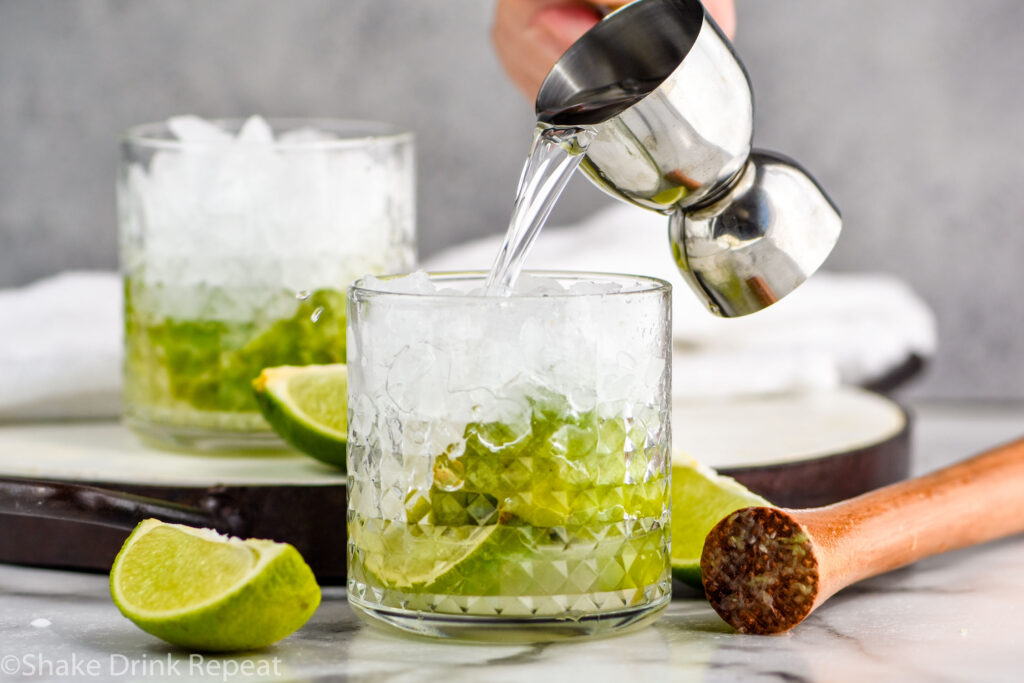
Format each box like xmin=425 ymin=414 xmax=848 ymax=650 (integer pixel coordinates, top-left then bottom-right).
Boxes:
xmin=118 ymin=118 xmax=414 ymax=452
xmin=346 ymin=271 xmax=672 ymax=641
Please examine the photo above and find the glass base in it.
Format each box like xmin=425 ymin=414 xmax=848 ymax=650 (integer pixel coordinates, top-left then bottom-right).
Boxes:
xmin=125 ymin=417 xmax=291 ymax=454
xmin=348 ymin=594 xmax=670 ymax=643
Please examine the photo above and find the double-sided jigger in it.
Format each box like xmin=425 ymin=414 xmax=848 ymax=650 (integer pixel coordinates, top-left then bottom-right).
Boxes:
xmin=536 ymin=0 xmax=842 ymax=316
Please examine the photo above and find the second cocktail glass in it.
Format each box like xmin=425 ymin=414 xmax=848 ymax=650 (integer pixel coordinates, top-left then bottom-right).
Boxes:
xmin=118 ymin=117 xmax=414 ymax=451
xmin=346 ymin=271 xmax=672 ymax=640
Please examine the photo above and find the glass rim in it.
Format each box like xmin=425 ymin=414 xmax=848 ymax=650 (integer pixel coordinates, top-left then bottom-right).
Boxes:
xmin=122 ymin=117 xmax=413 ymax=151
xmin=349 ymin=270 xmax=672 ymax=300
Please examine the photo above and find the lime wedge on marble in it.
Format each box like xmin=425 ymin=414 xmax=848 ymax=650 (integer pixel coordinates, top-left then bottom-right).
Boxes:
xmin=110 ymin=519 xmax=321 ymax=652
xmin=671 ymin=457 xmax=770 ymax=588
xmin=253 ymin=364 xmax=348 ymax=469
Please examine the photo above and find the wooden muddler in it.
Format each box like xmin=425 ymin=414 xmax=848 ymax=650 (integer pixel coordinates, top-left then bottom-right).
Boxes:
xmin=700 ymin=436 xmax=1024 ymax=634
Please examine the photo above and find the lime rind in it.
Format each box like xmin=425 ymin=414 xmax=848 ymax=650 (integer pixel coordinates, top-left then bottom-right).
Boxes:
xmin=671 ymin=563 xmax=703 ymax=588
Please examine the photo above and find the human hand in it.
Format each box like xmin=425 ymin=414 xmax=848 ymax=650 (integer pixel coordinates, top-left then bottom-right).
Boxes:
xmin=492 ymin=0 xmax=736 ymax=101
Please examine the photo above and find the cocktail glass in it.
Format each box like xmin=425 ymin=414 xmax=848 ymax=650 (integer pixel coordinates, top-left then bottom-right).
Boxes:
xmin=346 ymin=271 xmax=672 ymax=640
xmin=118 ymin=117 xmax=414 ymax=451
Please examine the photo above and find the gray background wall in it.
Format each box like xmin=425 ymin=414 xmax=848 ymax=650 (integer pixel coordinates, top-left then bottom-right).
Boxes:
xmin=1 ymin=1 xmax=1022 ymax=399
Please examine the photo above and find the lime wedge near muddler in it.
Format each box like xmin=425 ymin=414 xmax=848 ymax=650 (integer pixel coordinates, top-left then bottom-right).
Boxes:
xmin=253 ymin=364 xmax=348 ymax=469
xmin=110 ymin=519 xmax=321 ymax=652
xmin=670 ymin=457 xmax=770 ymax=588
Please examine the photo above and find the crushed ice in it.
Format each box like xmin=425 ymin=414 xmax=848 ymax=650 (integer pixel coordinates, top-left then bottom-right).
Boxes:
xmin=349 ymin=270 xmax=664 ymax=441
xmin=122 ymin=114 xmax=414 ymax=318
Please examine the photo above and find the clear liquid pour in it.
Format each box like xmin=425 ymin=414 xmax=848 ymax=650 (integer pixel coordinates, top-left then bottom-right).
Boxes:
xmin=484 ymin=125 xmax=597 ymax=295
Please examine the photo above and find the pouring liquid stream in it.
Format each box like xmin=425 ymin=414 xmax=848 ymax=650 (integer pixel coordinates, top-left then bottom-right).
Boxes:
xmin=484 ymin=81 xmax=655 ymax=295
xmin=484 ymin=125 xmax=596 ymax=295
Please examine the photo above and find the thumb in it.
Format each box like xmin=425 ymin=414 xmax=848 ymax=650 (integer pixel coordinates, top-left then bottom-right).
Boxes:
xmin=529 ymin=3 xmax=603 ymax=54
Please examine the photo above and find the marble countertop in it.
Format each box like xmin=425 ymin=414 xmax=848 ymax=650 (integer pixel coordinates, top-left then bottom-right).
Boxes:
xmin=3 ymin=401 xmax=1023 ymax=682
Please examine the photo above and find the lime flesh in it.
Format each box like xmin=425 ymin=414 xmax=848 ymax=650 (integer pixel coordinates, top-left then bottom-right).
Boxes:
xmin=359 ymin=521 xmax=501 ymax=590
xmin=253 ymin=364 xmax=348 ymax=468
xmin=110 ymin=519 xmax=321 ymax=652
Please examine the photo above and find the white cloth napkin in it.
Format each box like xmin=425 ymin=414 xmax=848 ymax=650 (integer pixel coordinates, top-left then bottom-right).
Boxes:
xmin=0 ymin=205 xmax=936 ymax=418
xmin=0 ymin=271 xmax=122 ymax=419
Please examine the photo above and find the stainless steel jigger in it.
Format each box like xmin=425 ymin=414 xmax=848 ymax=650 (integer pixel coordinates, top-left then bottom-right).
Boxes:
xmin=536 ymin=0 xmax=841 ymax=317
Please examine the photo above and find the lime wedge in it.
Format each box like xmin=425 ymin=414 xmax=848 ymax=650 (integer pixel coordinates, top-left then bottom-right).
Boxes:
xmin=253 ymin=364 xmax=348 ymax=469
xmin=357 ymin=521 xmax=502 ymax=591
xmin=651 ymin=184 xmax=689 ymax=206
xmin=671 ymin=456 xmax=769 ymax=588
xmin=110 ymin=519 xmax=321 ymax=652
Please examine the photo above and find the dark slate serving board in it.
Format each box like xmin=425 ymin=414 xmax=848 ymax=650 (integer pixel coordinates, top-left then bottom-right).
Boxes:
xmin=0 ymin=388 xmax=908 ymax=585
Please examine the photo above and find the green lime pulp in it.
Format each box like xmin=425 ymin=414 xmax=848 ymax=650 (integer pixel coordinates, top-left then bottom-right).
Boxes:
xmin=348 ymin=390 xmax=670 ymax=606
xmin=123 ymin=280 xmax=346 ymax=429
